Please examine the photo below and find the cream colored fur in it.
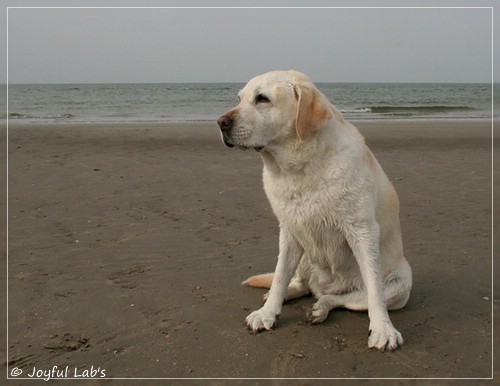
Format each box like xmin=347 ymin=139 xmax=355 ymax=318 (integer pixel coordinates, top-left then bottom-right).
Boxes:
xmin=218 ymin=70 xmax=412 ymax=351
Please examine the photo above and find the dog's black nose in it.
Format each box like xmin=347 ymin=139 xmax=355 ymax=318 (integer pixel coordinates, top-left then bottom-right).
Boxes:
xmin=217 ymin=115 xmax=233 ymax=131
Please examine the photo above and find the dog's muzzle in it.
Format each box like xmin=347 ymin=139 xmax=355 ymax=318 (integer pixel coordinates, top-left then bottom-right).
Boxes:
xmin=217 ymin=114 xmax=264 ymax=152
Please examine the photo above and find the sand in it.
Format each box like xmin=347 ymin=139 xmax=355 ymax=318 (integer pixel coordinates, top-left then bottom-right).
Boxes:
xmin=3 ymin=120 xmax=496 ymax=381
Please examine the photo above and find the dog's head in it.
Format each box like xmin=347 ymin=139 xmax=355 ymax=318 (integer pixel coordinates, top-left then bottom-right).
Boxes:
xmin=217 ymin=70 xmax=337 ymax=152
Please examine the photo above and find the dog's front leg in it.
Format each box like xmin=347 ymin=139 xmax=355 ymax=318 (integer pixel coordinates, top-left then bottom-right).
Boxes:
xmin=246 ymin=228 xmax=303 ymax=332
xmin=347 ymin=221 xmax=404 ymax=351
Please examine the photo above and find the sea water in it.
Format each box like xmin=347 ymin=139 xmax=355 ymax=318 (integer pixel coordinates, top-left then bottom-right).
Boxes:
xmin=6 ymin=82 xmax=494 ymax=124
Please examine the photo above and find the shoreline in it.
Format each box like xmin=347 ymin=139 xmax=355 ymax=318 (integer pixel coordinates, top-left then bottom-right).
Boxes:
xmin=5 ymin=116 xmax=495 ymax=126
xmin=5 ymin=120 xmax=494 ymax=378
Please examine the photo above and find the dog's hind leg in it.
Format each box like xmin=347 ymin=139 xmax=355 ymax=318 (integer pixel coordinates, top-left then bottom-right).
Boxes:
xmin=284 ymin=277 xmax=310 ymax=301
xmin=309 ymin=290 xmax=366 ymax=324
xmin=309 ymin=265 xmax=412 ymax=324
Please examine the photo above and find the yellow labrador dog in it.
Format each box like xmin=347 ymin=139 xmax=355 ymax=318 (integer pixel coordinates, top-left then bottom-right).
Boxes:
xmin=217 ymin=70 xmax=412 ymax=351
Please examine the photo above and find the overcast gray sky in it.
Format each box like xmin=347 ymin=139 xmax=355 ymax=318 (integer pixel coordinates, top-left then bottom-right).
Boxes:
xmin=3 ymin=1 xmax=497 ymax=83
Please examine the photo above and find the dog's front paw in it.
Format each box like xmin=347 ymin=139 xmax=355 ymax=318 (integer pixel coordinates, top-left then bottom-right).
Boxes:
xmin=368 ymin=320 xmax=404 ymax=351
xmin=245 ymin=307 xmax=278 ymax=332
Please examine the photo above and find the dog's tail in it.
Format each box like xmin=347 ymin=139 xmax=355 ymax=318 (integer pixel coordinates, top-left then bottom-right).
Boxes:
xmin=242 ymin=272 xmax=274 ymax=288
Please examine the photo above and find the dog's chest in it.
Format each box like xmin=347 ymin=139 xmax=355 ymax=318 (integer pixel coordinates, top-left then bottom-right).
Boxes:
xmin=264 ymin=172 xmax=342 ymax=231
xmin=266 ymin=175 xmax=353 ymax=265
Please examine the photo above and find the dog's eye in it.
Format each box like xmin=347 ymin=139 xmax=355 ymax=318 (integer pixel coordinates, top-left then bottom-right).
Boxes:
xmin=255 ymin=94 xmax=270 ymax=104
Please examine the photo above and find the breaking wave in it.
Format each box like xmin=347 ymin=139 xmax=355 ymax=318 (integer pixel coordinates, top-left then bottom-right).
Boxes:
xmin=342 ymin=105 xmax=476 ymax=117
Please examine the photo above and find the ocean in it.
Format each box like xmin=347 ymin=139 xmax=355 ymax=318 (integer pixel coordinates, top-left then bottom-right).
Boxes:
xmin=5 ymin=82 xmax=494 ymax=124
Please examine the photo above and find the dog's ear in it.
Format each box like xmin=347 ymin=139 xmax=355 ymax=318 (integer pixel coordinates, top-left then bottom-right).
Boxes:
xmin=294 ymin=85 xmax=333 ymax=141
